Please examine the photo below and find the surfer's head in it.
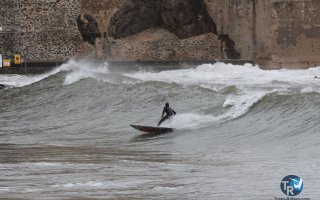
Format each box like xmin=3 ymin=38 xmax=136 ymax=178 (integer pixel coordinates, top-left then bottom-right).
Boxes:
xmin=165 ymin=103 xmax=169 ymax=107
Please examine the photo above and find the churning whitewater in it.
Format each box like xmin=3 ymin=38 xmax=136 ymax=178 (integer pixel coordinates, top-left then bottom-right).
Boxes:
xmin=1 ymin=60 xmax=320 ymax=199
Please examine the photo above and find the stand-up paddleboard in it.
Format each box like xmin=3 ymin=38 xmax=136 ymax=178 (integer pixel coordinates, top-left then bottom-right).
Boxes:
xmin=130 ymin=124 xmax=174 ymax=134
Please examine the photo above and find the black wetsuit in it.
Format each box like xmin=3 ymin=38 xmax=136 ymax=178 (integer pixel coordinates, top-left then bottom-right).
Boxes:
xmin=158 ymin=106 xmax=176 ymax=126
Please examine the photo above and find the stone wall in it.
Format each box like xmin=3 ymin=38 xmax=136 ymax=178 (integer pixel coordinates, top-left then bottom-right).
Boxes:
xmin=0 ymin=0 xmax=81 ymax=62
xmin=0 ymin=0 xmax=16 ymax=58
xmin=267 ymin=0 xmax=320 ymax=69
xmin=204 ymin=0 xmax=320 ymax=69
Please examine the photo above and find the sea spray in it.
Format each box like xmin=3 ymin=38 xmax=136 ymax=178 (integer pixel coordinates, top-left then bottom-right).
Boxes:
xmin=159 ymin=113 xmax=219 ymax=129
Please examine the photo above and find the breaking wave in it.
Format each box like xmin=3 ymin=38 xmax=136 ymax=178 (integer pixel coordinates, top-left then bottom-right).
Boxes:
xmin=124 ymin=63 xmax=320 ymax=127
xmin=1 ymin=60 xmax=320 ymax=130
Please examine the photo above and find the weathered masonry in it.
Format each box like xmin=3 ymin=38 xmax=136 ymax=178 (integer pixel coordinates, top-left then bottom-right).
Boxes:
xmin=0 ymin=0 xmax=81 ymax=63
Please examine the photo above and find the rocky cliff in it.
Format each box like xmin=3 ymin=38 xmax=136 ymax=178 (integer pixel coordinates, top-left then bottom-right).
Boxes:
xmin=77 ymin=0 xmax=320 ymax=69
xmin=1 ymin=0 xmax=320 ymax=69
xmin=77 ymin=0 xmax=240 ymax=61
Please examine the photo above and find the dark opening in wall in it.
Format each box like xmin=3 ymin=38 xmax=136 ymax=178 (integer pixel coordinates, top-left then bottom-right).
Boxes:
xmin=108 ymin=0 xmax=216 ymax=39
xmin=85 ymin=0 xmax=241 ymax=59
xmin=77 ymin=14 xmax=101 ymax=45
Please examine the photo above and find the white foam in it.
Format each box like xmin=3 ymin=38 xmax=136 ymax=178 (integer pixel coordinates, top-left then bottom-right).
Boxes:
xmin=0 ymin=187 xmax=10 ymax=192
xmin=220 ymin=90 xmax=275 ymax=121
xmin=62 ymin=60 xmax=140 ymax=85
xmin=151 ymin=186 xmax=180 ymax=191
xmin=59 ymin=179 xmax=150 ymax=190
xmin=0 ymin=59 xmax=137 ymax=87
xmin=160 ymin=113 xmax=219 ymax=129
xmin=126 ymin=63 xmax=320 ymax=93
xmin=63 ymin=181 xmax=104 ymax=188
xmin=160 ymin=91 xmax=267 ymax=128
xmin=0 ymin=67 xmax=61 ymax=87
xmin=62 ymin=60 xmax=108 ymax=85
xmin=32 ymin=162 xmax=63 ymax=167
xmin=0 ymin=59 xmax=83 ymax=87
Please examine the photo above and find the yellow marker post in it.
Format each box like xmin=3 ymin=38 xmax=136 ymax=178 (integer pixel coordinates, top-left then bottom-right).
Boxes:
xmin=14 ymin=54 xmax=21 ymax=64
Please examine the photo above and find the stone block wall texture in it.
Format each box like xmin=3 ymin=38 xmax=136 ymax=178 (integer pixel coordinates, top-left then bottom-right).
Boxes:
xmin=0 ymin=0 xmax=81 ymax=62
xmin=1 ymin=0 xmax=320 ymax=69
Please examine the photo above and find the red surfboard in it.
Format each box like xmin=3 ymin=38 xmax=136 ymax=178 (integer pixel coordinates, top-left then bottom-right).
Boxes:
xmin=130 ymin=124 xmax=174 ymax=134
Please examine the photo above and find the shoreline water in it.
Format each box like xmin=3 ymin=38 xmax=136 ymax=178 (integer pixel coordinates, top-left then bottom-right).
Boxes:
xmin=1 ymin=61 xmax=320 ymax=199
xmin=0 ymin=59 xmax=253 ymax=75
xmin=0 ymin=62 xmax=63 ymax=75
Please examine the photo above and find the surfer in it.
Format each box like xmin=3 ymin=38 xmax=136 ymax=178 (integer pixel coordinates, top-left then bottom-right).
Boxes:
xmin=158 ymin=103 xmax=176 ymax=126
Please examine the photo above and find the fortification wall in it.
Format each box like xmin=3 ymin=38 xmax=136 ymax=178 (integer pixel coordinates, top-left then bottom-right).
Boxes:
xmin=0 ymin=0 xmax=81 ymax=62
xmin=267 ymin=0 xmax=320 ymax=69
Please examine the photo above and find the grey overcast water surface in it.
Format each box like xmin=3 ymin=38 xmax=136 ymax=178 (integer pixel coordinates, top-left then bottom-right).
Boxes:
xmin=1 ymin=60 xmax=320 ymax=199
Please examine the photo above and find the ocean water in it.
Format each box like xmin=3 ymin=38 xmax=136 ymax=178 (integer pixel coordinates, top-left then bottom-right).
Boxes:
xmin=1 ymin=60 xmax=320 ymax=199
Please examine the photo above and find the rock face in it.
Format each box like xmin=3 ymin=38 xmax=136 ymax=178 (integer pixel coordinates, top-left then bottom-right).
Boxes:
xmin=77 ymin=14 xmax=101 ymax=45
xmin=108 ymin=0 xmax=163 ymax=39
xmin=78 ymin=0 xmax=241 ymax=61
xmin=108 ymin=0 xmax=216 ymax=39
xmin=77 ymin=0 xmax=320 ymax=68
